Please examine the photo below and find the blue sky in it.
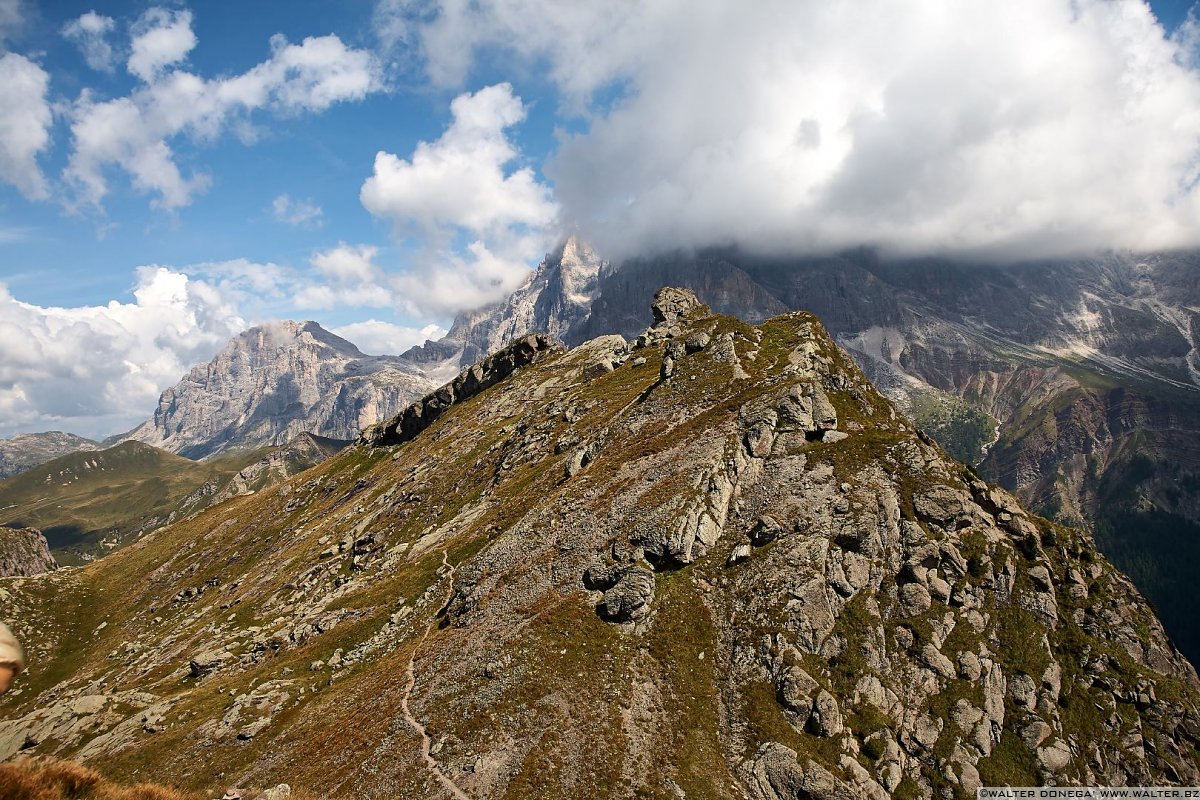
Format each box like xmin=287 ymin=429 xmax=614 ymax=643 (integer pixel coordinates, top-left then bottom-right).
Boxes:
xmin=1 ymin=0 xmax=1199 ymax=438
xmin=0 ymin=0 xmax=557 ymax=315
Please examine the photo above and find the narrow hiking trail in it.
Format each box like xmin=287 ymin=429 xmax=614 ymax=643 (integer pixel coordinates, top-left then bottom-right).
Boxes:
xmin=400 ymin=550 xmax=471 ymax=800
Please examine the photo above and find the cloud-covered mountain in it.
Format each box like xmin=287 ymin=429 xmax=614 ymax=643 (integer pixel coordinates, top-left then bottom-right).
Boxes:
xmin=425 ymin=240 xmax=1200 ymax=664
xmin=394 ymin=0 xmax=1200 ymax=261
xmin=402 ymin=236 xmax=608 ymax=367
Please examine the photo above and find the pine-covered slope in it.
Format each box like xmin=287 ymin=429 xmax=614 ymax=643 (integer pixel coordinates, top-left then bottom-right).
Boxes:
xmin=0 ymin=291 xmax=1196 ymax=798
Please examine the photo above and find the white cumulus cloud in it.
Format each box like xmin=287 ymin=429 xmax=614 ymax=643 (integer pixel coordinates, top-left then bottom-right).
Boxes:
xmin=362 ymin=82 xmax=556 ymax=237
xmin=62 ymin=11 xmax=117 ymax=72
xmin=127 ymin=7 xmax=196 ymax=82
xmin=360 ymin=82 xmax=557 ymax=314
xmin=393 ymin=0 xmax=1200 ymax=260
xmin=0 ymin=268 xmax=247 ymax=439
xmin=0 ymin=52 xmax=51 ymax=200
xmin=294 ymin=243 xmax=394 ymax=309
xmin=332 ymin=320 xmax=447 ymax=355
xmin=65 ymin=11 xmax=381 ymax=210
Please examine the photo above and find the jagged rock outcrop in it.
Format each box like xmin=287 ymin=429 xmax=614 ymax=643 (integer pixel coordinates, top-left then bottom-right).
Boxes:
xmin=121 ymin=321 xmax=437 ymax=460
xmin=403 ymin=236 xmax=607 ymax=368
xmin=0 ymin=432 xmax=100 ymax=479
xmin=359 ymin=333 xmax=561 ymax=447
xmin=0 ymin=292 xmax=1197 ymax=798
xmin=0 ymin=527 xmax=56 ymax=577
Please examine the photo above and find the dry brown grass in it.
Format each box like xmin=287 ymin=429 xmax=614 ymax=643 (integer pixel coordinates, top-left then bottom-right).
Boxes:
xmin=0 ymin=759 xmax=198 ymax=800
xmin=0 ymin=758 xmax=341 ymax=800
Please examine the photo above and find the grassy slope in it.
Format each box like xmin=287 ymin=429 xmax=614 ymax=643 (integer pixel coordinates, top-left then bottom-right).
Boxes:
xmin=0 ymin=442 xmax=226 ymax=555
xmin=0 ymin=309 xmax=1196 ymax=797
xmin=0 ymin=438 xmax=342 ymax=565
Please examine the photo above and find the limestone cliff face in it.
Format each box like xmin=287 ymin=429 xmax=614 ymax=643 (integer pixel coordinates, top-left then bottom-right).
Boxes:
xmin=122 ymin=321 xmax=437 ymax=460
xmin=0 ymin=291 xmax=1196 ymax=798
xmin=0 ymin=527 xmax=56 ymax=577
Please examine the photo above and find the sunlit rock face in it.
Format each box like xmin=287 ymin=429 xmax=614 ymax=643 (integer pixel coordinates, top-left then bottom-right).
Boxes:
xmin=122 ymin=320 xmax=437 ymax=460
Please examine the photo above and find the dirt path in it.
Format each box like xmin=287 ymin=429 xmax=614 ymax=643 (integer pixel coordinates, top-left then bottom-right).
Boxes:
xmin=400 ymin=550 xmax=471 ymax=800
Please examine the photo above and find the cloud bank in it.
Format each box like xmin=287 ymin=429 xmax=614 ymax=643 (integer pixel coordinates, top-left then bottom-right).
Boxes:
xmin=0 ymin=268 xmax=247 ymax=438
xmin=392 ymin=0 xmax=1200 ymax=260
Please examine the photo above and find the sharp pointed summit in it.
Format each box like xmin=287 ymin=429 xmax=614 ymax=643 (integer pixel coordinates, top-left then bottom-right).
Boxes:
xmin=403 ymin=235 xmax=610 ymax=368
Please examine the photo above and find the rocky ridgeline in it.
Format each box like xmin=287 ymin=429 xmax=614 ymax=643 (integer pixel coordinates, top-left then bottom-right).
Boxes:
xmin=0 ymin=527 xmax=56 ymax=577
xmin=359 ymin=334 xmax=561 ymax=448
xmin=0 ymin=289 xmax=1196 ymax=798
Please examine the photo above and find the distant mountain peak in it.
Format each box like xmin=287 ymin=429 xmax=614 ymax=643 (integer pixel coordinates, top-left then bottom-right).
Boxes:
xmin=404 ymin=235 xmax=609 ymax=368
xmin=118 ymin=319 xmax=436 ymax=460
xmin=229 ymin=320 xmax=365 ymax=359
xmin=0 ymin=431 xmax=101 ymax=479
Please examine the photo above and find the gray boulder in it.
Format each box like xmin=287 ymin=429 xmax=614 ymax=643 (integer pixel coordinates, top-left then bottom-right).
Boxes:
xmin=600 ymin=567 xmax=656 ymax=622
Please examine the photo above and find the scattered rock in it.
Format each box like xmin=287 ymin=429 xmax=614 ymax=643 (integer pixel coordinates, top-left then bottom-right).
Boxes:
xmin=189 ymin=650 xmax=228 ymax=678
xmin=777 ymin=665 xmax=819 ymax=715
xmin=898 ymin=582 xmax=932 ymax=617
xmin=750 ymin=515 xmax=783 ymax=545
xmin=727 ymin=543 xmax=752 ymax=566
xmin=1038 ymin=739 xmax=1073 ymax=773
xmin=807 ymin=690 xmax=843 ymax=737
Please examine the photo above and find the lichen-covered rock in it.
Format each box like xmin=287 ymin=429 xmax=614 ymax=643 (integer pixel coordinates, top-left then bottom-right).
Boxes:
xmin=808 ymin=689 xmax=844 ymax=737
xmin=600 ymin=567 xmax=655 ymax=622
xmin=743 ymin=743 xmax=858 ymax=800
xmin=0 ymin=527 xmax=56 ymax=577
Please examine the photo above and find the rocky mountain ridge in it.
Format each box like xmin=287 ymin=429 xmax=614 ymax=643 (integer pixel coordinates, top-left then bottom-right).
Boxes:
xmin=0 ymin=432 xmax=101 ymax=479
xmin=0 ymin=290 xmax=1196 ymax=798
xmin=4 ymin=242 xmax=1197 ymax=668
xmin=431 ymin=244 xmax=1200 ymax=663
xmin=120 ymin=321 xmax=437 ymax=460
